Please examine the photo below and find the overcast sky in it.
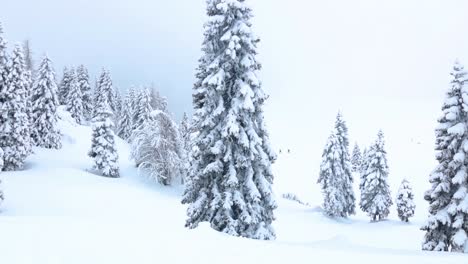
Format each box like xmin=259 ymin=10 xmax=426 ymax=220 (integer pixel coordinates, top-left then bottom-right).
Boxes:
xmin=3 ymin=0 xmax=468 ymax=194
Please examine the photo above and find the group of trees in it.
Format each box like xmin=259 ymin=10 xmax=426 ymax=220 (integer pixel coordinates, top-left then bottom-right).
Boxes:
xmin=56 ymin=56 xmax=185 ymax=181
xmin=0 ymin=22 xmax=66 ymax=206
xmin=0 ymin=19 xmax=192 ymax=209
xmin=319 ymin=114 xmax=415 ymax=223
xmin=2 ymin=0 xmax=465 ymax=254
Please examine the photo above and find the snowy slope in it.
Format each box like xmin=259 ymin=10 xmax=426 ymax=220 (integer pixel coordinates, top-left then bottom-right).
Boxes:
xmin=0 ymin=110 xmax=465 ymax=264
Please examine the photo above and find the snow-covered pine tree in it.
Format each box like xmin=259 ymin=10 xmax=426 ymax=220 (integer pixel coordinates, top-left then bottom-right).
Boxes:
xmin=31 ymin=56 xmax=61 ymax=149
xmin=1 ymin=44 xmax=32 ymax=170
xmin=133 ymin=88 xmax=152 ymax=130
xmin=113 ymin=88 xmax=123 ymax=116
xmin=0 ymin=147 xmax=4 ymax=206
xmin=22 ymin=41 xmax=34 ymax=129
xmin=179 ymin=112 xmax=191 ymax=183
xmin=360 ymin=131 xmax=392 ymax=222
xmin=88 ymin=100 xmax=119 ymax=178
xmin=422 ymin=61 xmax=468 ymax=253
xmin=182 ymin=0 xmax=277 ymax=240
xmin=396 ymin=179 xmax=415 ymax=222
xmin=317 ymin=114 xmax=355 ymax=217
xmin=149 ymin=87 xmax=169 ymax=113
xmin=359 ymin=147 xmax=368 ymax=196
xmin=0 ymin=23 xmax=10 ymax=160
xmin=116 ymin=91 xmax=133 ymax=140
xmin=23 ymin=63 xmax=33 ymax=128
xmin=65 ymin=70 xmax=83 ymax=124
xmin=360 ymin=147 xmax=368 ymax=172
xmin=23 ymin=40 xmax=33 ymax=74
xmin=58 ymin=66 xmax=73 ymax=105
xmin=131 ymin=110 xmax=183 ymax=185
xmin=76 ymin=65 xmax=92 ymax=121
xmin=0 ymin=22 xmax=9 ymax=116
xmin=335 ymin=113 xmax=356 ymax=216
xmin=128 ymin=86 xmax=138 ymax=126
xmin=94 ymin=69 xmax=115 ymax=117
xmin=351 ymin=143 xmax=362 ymax=173
xmin=179 ymin=112 xmax=191 ymax=153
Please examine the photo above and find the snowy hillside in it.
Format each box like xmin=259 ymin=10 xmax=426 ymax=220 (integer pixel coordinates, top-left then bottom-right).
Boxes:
xmin=0 ymin=110 xmax=464 ymax=263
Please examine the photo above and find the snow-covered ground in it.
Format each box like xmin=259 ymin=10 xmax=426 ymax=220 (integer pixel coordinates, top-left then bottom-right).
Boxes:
xmin=0 ymin=111 xmax=465 ymax=264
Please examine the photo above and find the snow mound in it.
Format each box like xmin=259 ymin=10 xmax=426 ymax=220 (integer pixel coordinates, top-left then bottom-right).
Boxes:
xmin=0 ymin=110 xmax=465 ymax=263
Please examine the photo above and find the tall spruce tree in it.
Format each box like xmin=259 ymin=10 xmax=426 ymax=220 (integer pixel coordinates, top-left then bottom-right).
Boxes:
xmin=1 ymin=44 xmax=32 ymax=170
xmin=422 ymin=61 xmax=468 ymax=253
xmin=317 ymin=114 xmax=355 ymax=217
xmin=31 ymin=56 xmax=61 ymax=149
xmin=65 ymin=70 xmax=83 ymax=124
xmin=396 ymin=179 xmax=415 ymax=222
xmin=76 ymin=65 xmax=92 ymax=121
xmin=351 ymin=143 xmax=362 ymax=173
xmin=360 ymin=131 xmax=392 ymax=222
xmin=88 ymin=100 xmax=119 ymax=178
xmin=182 ymin=0 xmax=277 ymax=240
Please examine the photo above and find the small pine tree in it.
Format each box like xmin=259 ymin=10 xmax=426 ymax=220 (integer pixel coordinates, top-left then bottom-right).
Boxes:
xmin=58 ymin=67 xmax=74 ymax=105
xmin=113 ymin=88 xmax=123 ymax=118
xmin=128 ymin=86 xmax=138 ymax=126
xmin=31 ymin=56 xmax=61 ymax=149
xmin=88 ymin=101 xmax=119 ymax=178
xmin=396 ymin=179 xmax=415 ymax=222
xmin=65 ymin=70 xmax=83 ymax=124
xmin=1 ymin=44 xmax=32 ymax=170
xmin=149 ymin=87 xmax=168 ymax=112
xmin=317 ymin=113 xmax=355 ymax=218
xmin=133 ymin=88 xmax=152 ymax=130
xmin=76 ymin=65 xmax=92 ymax=121
xmin=422 ymin=61 xmax=468 ymax=253
xmin=116 ymin=92 xmax=133 ymax=140
xmin=23 ymin=66 xmax=33 ymax=129
xmin=179 ymin=112 xmax=191 ymax=183
xmin=23 ymin=40 xmax=34 ymax=74
xmin=360 ymin=147 xmax=368 ymax=173
xmin=360 ymin=131 xmax=392 ymax=222
xmin=94 ymin=69 xmax=115 ymax=117
xmin=351 ymin=143 xmax=362 ymax=172
xmin=131 ymin=110 xmax=183 ymax=185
